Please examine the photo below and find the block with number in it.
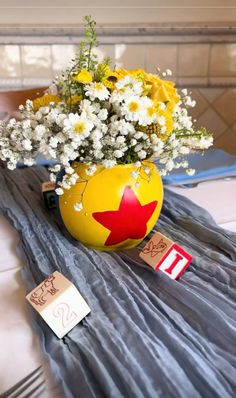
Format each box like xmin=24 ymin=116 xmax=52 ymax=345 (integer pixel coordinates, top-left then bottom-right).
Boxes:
xmin=26 ymin=271 xmax=91 ymax=338
xmin=42 ymin=181 xmax=56 ymax=210
xmin=139 ymin=232 xmax=192 ymax=280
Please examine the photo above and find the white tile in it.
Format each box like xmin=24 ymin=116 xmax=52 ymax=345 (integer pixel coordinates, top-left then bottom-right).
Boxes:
xmin=178 ymin=44 xmax=210 ymax=77
xmin=21 ymin=45 xmax=52 ymax=78
xmin=92 ymin=45 xmax=115 ymax=65
xmin=51 ymin=45 xmax=76 ymax=74
xmin=115 ymin=44 xmax=145 ymax=69
xmin=210 ymin=44 xmax=236 ymax=76
xmin=146 ymin=44 xmax=177 ymax=75
xmin=0 ymin=45 xmax=21 ymax=77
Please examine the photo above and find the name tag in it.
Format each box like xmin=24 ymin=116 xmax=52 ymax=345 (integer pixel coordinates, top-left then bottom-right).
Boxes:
xmin=26 ymin=271 xmax=91 ymax=338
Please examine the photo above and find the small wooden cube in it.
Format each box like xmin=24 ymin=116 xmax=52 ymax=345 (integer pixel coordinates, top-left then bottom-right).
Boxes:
xmin=139 ymin=232 xmax=192 ymax=280
xmin=26 ymin=271 xmax=91 ymax=338
xmin=42 ymin=181 xmax=56 ymax=210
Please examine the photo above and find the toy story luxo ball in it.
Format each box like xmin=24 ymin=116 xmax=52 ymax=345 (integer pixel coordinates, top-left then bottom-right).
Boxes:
xmin=58 ymin=161 xmax=163 ymax=251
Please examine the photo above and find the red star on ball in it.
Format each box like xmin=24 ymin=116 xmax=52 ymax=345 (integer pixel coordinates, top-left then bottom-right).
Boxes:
xmin=92 ymin=186 xmax=157 ymax=246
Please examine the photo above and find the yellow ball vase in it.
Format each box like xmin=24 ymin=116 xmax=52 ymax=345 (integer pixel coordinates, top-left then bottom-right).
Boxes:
xmin=58 ymin=161 xmax=163 ymax=251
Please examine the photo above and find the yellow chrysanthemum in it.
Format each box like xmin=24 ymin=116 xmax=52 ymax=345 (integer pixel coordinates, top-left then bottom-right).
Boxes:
xmin=73 ymin=69 xmax=93 ymax=84
xmin=33 ymin=94 xmax=60 ymax=112
xmin=102 ymin=79 xmax=116 ymax=91
xmin=129 ymin=69 xmax=145 ymax=79
xmin=101 ymin=67 xmax=119 ymax=91
xmin=66 ymin=95 xmax=82 ymax=106
xmin=145 ymin=74 xmax=180 ymax=107
xmin=161 ymin=109 xmax=174 ymax=135
xmin=112 ymin=68 xmax=128 ymax=80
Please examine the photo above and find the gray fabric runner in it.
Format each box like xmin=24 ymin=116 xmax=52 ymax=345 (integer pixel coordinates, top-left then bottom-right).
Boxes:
xmin=1 ymin=164 xmax=236 ymax=398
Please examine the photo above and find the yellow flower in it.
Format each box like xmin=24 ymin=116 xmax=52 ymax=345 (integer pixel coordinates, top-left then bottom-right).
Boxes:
xmin=160 ymin=109 xmax=174 ymax=135
xmin=102 ymin=79 xmax=116 ymax=91
xmin=145 ymin=74 xmax=180 ymax=106
xmin=138 ymin=101 xmax=174 ymax=140
xmin=73 ymin=69 xmax=93 ymax=84
xmin=33 ymin=94 xmax=60 ymax=112
xmin=113 ymin=68 xmax=128 ymax=80
xmin=66 ymin=95 xmax=82 ymax=106
xmin=101 ymin=67 xmax=119 ymax=91
xmin=140 ymin=122 xmax=171 ymax=142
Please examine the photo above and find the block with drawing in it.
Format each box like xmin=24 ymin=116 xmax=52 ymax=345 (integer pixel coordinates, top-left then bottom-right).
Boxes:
xmin=139 ymin=232 xmax=192 ymax=280
xmin=26 ymin=271 xmax=91 ymax=338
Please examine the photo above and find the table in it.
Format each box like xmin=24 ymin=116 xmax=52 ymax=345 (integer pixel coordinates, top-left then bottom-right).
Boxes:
xmin=0 ymin=177 xmax=235 ymax=396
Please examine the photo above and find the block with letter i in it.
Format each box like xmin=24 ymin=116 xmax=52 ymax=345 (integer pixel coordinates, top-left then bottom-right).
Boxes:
xmin=139 ymin=232 xmax=192 ymax=280
xmin=26 ymin=271 xmax=91 ymax=338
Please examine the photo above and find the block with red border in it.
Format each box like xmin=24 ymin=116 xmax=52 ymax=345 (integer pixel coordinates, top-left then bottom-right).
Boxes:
xmin=139 ymin=232 xmax=192 ymax=280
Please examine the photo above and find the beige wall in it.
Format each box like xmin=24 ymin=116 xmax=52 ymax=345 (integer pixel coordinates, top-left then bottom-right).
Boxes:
xmin=0 ymin=0 xmax=236 ymax=25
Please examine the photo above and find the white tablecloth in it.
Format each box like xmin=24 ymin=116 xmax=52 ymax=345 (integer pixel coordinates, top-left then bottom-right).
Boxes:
xmin=0 ymin=178 xmax=236 ymax=395
xmin=168 ymin=178 xmax=236 ymax=233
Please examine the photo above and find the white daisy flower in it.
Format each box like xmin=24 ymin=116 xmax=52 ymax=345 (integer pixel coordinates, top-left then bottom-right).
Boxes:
xmin=121 ymin=96 xmax=143 ymax=122
xmin=85 ymin=82 xmax=110 ymax=101
xmin=64 ymin=113 xmax=94 ymax=138
xmin=116 ymin=76 xmax=143 ymax=96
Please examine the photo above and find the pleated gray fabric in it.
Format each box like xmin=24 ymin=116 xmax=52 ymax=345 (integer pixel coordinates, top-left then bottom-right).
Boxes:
xmin=1 ymin=165 xmax=236 ymax=398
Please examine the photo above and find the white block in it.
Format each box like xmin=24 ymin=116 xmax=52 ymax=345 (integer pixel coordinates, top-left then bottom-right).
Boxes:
xmin=26 ymin=271 xmax=91 ymax=339
xmin=157 ymin=243 xmax=192 ymax=280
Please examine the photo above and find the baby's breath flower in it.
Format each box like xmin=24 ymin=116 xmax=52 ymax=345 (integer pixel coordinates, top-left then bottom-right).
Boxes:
xmin=74 ymin=202 xmax=83 ymax=212
xmin=55 ymin=187 xmax=64 ymax=195
xmin=131 ymin=170 xmax=140 ymax=179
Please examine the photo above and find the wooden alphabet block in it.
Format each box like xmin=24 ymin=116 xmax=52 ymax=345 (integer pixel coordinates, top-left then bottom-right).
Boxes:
xmin=139 ymin=232 xmax=192 ymax=280
xmin=26 ymin=271 xmax=91 ymax=338
xmin=42 ymin=181 xmax=56 ymax=210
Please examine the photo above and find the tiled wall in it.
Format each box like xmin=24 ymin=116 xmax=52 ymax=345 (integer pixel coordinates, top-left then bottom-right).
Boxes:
xmin=1 ymin=42 xmax=236 ymax=89
xmin=0 ymin=40 xmax=236 ymax=154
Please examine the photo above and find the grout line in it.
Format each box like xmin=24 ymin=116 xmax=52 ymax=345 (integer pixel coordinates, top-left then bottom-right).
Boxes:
xmin=49 ymin=44 xmax=54 ymax=79
xmin=207 ymin=43 xmax=212 ymax=86
xmin=19 ymin=44 xmax=24 ymax=87
xmin=176 ymin=43 xmax=180 ymax=84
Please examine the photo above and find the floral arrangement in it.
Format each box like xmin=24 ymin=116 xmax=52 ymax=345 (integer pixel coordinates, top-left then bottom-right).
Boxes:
xmin=0 ymin=16 xmax=213 ymax=198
